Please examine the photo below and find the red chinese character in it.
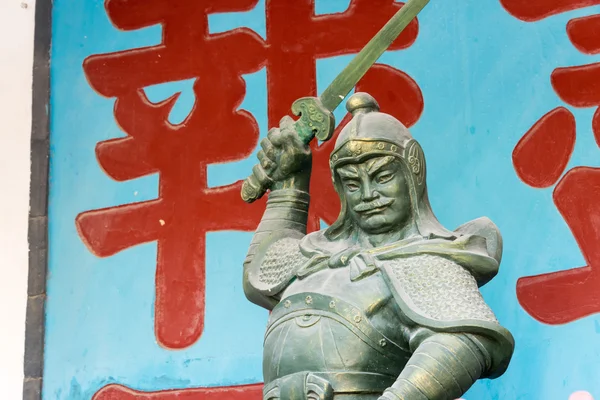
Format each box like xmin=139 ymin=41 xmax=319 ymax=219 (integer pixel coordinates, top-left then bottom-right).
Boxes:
xmin=80 ymin=0 xmax=269 ymax=351
xmin=504 ymin=0 xmax=600 ymax=324
xmin=82 ymin=1 xmax=426 ymax=395
xmin=80 ymin=0 xmax=424 ymax=356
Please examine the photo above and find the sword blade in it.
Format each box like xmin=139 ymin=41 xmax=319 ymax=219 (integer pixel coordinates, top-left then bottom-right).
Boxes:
xmin=319 ymin=0 xmax=430 ymax=112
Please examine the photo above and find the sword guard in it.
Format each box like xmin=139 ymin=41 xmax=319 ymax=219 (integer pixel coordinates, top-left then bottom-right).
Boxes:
xmin=291 ymin=97 xmax=336 ymax=143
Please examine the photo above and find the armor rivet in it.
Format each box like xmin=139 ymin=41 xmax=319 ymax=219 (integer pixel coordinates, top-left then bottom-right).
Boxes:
xmin=329 ymin=301 xmax=336 ymax=308
xmin=354 ymin=314 xmax=362 ymax=323
xmin=352 ymin=143 xmax=362 ymax=155
xmin=391 ymin=145 xmax=398 ymax=152
xmin=377 ymin=142 xmax=385 ymax=150
xmin=306 ymin=296 xmax=313 ymax=305
xmin=332 ymin=154 xmax=338 ymax=161
xmin=284 ymin=300 xmax=291 ymax=308
xmin=379 ymin=339 xmax=387 ymax=347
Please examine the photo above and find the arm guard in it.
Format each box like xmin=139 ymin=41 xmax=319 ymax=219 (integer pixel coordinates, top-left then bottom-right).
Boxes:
xmin=243 ymin=189 xmax=309 ymax=310
xmin=380 ymin=333 xmax=498 ymax=400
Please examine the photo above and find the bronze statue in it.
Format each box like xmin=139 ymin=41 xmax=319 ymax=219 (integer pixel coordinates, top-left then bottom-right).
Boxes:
xmin=239 ymin=1 xmax=513 ymax=398
xmin=241 ymin=92 xmax=514 ymax=399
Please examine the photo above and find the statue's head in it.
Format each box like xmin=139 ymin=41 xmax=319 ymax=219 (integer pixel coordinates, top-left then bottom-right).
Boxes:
xmin=326 ymin=92 xmax=449 ymax=241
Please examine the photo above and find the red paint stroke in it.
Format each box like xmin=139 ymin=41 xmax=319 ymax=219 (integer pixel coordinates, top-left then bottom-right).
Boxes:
xmin=84 ymin=0 xmax=267 ymax=97
xmin=80 ymin=0 xmax=424 ymax=349
xmin=512 ymin=107 xmax=576 ymax=188
xmin=93 ymin=383 xmax=263 ymax=400
xmin=499 ymin=0 xmax=600 ymax=22
xmin=552 ymin=62 xmax=600 ymax=108
xmin=357 ymin=64 xmax=424 ymax=129
xmin=567 ymin=14 xmax=600 ymax=54
xmin=593 ymin=107 xmax=600 ymax=147
xmin=517 ymin=167 xmax=600 ymax=324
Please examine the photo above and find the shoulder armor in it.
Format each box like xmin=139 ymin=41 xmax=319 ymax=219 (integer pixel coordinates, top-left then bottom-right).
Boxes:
xmin=454 ymin=216 xmax=503 ymax=263
xmin=247 ymin=233 xmax=308 ymax=296
xmin=378 ymin=254 xmax=514 ymax=363
xmin=379 ymin=254 xmax=515 ymax=379
xmin=381 ymin=254 xmax=498 ymax=323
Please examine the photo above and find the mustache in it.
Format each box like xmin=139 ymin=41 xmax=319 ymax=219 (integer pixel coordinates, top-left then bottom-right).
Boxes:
xmin=352 ymin=198 xmax=394 ymax=212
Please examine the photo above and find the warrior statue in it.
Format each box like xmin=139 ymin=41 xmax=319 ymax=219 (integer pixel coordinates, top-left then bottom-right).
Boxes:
xmin=238 ymin=0 xmax=513 ymax=398
xmin=241 ymin=92 xmax=514 ymax=400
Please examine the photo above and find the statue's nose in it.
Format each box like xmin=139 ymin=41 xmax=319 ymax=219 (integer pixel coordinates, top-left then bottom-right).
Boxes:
xmin=360 ymin=181 xmax=378 ymax=201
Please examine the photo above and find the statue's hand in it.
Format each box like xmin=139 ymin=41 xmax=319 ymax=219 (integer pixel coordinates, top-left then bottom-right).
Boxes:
xmin=251 ymin=115 xmax=312 ymax=193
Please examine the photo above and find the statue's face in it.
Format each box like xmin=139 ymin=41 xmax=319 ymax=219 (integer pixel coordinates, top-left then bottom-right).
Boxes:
xmin=337 ymin=155 xmax=412 ymax=234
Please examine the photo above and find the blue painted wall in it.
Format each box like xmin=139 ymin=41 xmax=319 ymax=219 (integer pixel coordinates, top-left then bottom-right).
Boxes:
xmin=46 ymin=0 xmax=600 ymax=398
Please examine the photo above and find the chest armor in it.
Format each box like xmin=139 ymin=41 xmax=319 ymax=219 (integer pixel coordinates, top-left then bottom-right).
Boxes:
xmin=264 ymin=294 xmax=410 ymax=398
xmin=263 ymin=266 xmax=412 ymax=396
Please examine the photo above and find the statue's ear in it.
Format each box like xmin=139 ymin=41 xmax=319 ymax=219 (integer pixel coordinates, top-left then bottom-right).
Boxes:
xmin=403 ymin=139 xmax=426 ymax=192
xmin=454 ymin=217 xmax=503 ymax=263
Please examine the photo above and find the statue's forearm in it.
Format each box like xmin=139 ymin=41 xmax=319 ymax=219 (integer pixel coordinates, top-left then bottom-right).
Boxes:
xmin=243 ymin=188 xmax=310 ymax=308
xmin=380 ymin=333 xmax=490 ymax=400
xmin=244 ymin=188 xmax=310 ymax=264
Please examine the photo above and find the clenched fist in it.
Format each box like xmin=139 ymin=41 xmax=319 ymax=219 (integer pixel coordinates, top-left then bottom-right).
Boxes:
xmin=242 ymin=115 xmax=312 ymax=201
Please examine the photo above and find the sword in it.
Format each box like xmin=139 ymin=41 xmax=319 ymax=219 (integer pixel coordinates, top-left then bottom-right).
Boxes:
xmin=241 ymin=0 xmax=430 ymax=203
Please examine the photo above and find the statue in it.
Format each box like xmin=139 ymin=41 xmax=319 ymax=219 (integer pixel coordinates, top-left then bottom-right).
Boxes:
xmin=241 ymin=92 xmax=515 ymax=400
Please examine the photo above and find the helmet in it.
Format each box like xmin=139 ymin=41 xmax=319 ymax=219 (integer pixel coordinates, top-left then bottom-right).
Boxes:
xmin=325 ymin=92 xmax=452 ymax=240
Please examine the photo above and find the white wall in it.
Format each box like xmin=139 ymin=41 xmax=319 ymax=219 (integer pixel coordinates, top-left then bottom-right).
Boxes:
xmin=0 ymin=0 xmax=36 ymax=398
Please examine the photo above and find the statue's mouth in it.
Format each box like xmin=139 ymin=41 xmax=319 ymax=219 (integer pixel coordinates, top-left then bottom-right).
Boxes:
xmin=353 ymin=198 xmax=394 ymax=215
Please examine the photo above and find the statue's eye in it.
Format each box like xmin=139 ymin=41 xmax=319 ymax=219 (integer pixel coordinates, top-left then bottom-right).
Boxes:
xmin=345 ymin=182 xmax=360 ymax=192
xmin=377 ymin=172 xmax=394 ymax=184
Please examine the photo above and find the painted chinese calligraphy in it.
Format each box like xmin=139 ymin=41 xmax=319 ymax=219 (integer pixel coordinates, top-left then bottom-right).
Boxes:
xmin=503 ymin=0 xmax=600 ymax=324
xmin=76 ymin=0 xmax=423 ymax=388
xmin=80 ymin=1 xmax=424 ymax=396
xmin=79 ymin=0 xmax=423 ymax=352
xmin=79 ymin=0 xmax=269 ymax=351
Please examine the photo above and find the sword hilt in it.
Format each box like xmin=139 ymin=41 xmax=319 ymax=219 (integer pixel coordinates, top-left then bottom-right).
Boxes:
xmin=240 ymin=97 xmax=335 ymax=203
xmin=290 ymin=97 xmax=336 ymax=144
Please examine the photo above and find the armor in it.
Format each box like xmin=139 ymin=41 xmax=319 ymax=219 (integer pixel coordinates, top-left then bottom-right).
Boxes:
xmin=243 ymin=93 xmax=514 ymax=399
